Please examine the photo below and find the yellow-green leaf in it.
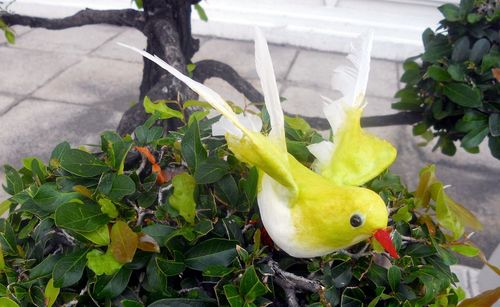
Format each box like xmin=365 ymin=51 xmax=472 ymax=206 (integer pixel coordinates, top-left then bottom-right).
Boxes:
xmin=0 ymin=242 xmax=5 ymax=271
xmin=169 ymin=173 xmax=197 ymax=224
xmin=458 ymin=287 xmax=500 ymax=307
xmin=0 ymin=297 xmax=19 ymax=307
xmin=80 ymin=224 xmax=110 ymax=246
xmin=44 ymin=278 xmax=59 ymax=307
xmin=444 ymin=194 xmax=482 ymax=230
xmin=450 ymin=244 xmax=480 ymax=257
xmin=0 ymin=199 xmax=11 ymax=217
xmin=86 ymin=249 xmax=122 ymax=275
xmin=98 ymin=197 xmax=119 ymax=218
xmin=414 ymin=164 xmax=436 ymax=208
xmin=430 ymin=182 xmax=464 ymax=240
xmin=110 ymin=221 xmax=138 ymax=263
xmin=143 ymin=96 xmax=183 ymax=120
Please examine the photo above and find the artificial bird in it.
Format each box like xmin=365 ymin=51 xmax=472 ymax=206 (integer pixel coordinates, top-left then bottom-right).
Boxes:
xmin=118 ymin=29 xmax=399 ymax=259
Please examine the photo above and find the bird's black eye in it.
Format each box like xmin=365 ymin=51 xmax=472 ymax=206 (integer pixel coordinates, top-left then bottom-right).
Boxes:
xmin=350 ymin=214 xmax=363 ymax=227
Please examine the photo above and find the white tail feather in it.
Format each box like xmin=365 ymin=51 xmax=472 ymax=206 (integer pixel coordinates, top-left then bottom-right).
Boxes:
xmin=254 ymin=28 xmax=286 ymax=150
xmin=330 ymin=30 xmax=373 ymax=109
xmin=117 ymin=42 xmax=251 ymax=137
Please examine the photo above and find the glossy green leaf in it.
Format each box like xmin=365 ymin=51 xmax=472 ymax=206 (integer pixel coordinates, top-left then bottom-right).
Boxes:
xmin=452 ymin=37 xmax=470 ymax=62
xmin=388 ymin=266 xmax=401 ymax=292
xmin=3 ymin=165 xmax=23 ymax=195
xmin=447 ymin=64 xmax=466 ymax=81
xmin=181 ymin=119 xmax=207 ymax=171
xmin=461 ymin=126 xmax=489 ymax=148
xmin=149 ymin=298 xmax=216 ymax=307
xmin=240 ymin=265 xmax=268 ymax=303
xmin=469 ymin=38 xmax=491 ymax=63
xmin=55 ymin=201 xmax=109 ymax=232
xmin=156 ymin=257 xmax=185 ymax=276
xmin=489 ymin=136 xmax=500 ymax=159
xmin=443 ymin=83 xmax=481 ymax=107
xmin=185 ymin=238 xmax=237 ymax=271
xmin=0 ymin=297 xmax=19 ymax=307
xmin=427 ymin=65 xmax=451 ymax=81
xmin=224 ymin=284 xmax=244 ymax=307
xmin=194 ymin=158 xmax=230 ymax=184
xmin=169 ymin=173 xmax=197 ymax=224
xmin=60 ymin=149 xmax=109 ymax=177
xmin=53 ymin=249 xmax=88 ymax=288
xmin=94 ymin=267 xmax=132 ymax=299
xmin=33 ymin=183 xmax=81 ymax=213
xmin=109 ymin=175 xmax=136 ymax=201
xmin=439 ymin=3 xmax=461 ymax=21
xmin=489 ymin=114 xmax=500 ymax=137
xmin=100 ymin=131 xmax=133 ymax=174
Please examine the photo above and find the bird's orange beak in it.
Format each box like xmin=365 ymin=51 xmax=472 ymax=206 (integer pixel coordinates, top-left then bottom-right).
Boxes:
xmin=373 ymin=228 xmax=400 ymax=259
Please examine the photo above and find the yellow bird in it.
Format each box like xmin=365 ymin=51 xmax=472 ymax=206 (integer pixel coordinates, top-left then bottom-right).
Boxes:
xmin=119 ymin=30 xmax=399 ymax=258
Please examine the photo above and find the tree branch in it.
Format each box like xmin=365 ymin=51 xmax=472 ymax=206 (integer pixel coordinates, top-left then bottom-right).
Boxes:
xmin=192 ymin=59 xmax=264 ymax=103
xmin=2 ymin=8 xmax=146 ymax=31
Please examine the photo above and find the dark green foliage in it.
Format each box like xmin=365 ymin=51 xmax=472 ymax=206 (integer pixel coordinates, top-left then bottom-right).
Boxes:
xmin=0 ymin=107 xmax=480 ymax=306
xmin=394 ymin=0 xmax=500 ymax=158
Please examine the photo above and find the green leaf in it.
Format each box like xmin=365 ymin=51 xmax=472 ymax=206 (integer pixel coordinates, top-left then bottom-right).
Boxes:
xmin=0 ymin=199 xmax=11 ymax=217
xmin=60 ymin=149 xmax=109 ymax=177
xmin=194 ymin=158 xmax=230 ymax=184
xmin=438 ymin=3 xmax=461 ymax=21
xmin=430 ymin=182 xmax=464 ymax=240
xmin=53 ymin=249 xmax=88 ymax=288
xmin=169 ymin=173 xmax=197 ymax=223
xmin=203 ymin=265 xmax=234 ymax=277
xmin=94 ymin=267 xmax=132 ymax=299
xmin=33 ymin=183 xmax=81 ymax=213
xmin=194 ymin=3 xmax=208 ymax=22
xmin=443 ymin=83 xmax=482 ymax=107
xmin=5 ymin=29 xmax=15 ymax=44
xmin=0 ymin=298 xmax=19 ymax=307
xmin=142 ymin=224 xmax=175 ymax=247
xmin=240 ymin=265 xmax=268 ymax=303
xmin=448 ymin=64 xmax=466 ymax=81
xmin=97 ymin=197 xmax=119 ymax=219
xmin=100 ymin=131 xmax=133 ymax=174
xmin=331 ymin=262 xmax=352 ymax=288
xmin=215 ymin=175 xmax=239 ymax=206
xmin=110 ymin=221 xmax=138 ymax=264
xmin=489 ymin=136 xmax=500 ymax=159
xmin=427 ymin=65 xmax=451 ymax=81
xmin=121 ymin=300 xmax=144 ymax=307
xmin=461 ymin=126 xmax=489 ymax=148
xmin=388 ymin=266 xmax=401 ymax=292
xmin=423 ymin=35 xmax=451 ymax=62
xmin=489 ymin=114 xmax=500 ymax=137
xmin=156 ymin=257 xmax=186 ymax=276
xmin=185 ymin=238 xmax=237 ymax=271
xmin=467 ymin=13 xmax=482 ymax=23
xmin=181 ymin=119 xmax=207 ymax=171
xmin=49 ymin=141 xmax=70 ymax=168
xmin=224 ymin=284 xmax=244 ymax=307
xmin=392 ymin=205 xmax=413 ymax=223
xmin=79 ymin=224 xmax=110 ymax=246
xmin=30 ymin=255 xmax=62 ymax=281
xmin=481 ymin=52 xmax=500 ymax=72
xmin=149 ymin=298 xmax=216 ymax=307
xmin=452 ymin=37 xmax=470 ymax=62
xmin=143 ymin=96 xmax=184 ymax=120
xmin=450 ymin=244 xmax=480 ymax=257
xmin=55 ymin=201 xmax=109 ymax=232
xmin=109 ymin=175 xmax=136 ymax=201
xmin=469 ymin=38 xmax=491 ymax=63
xmin=0 ymin=243 xmax=4 ymax=271
xmin=3 ymin=165 xmax=23 ymax=195
xmin=44 ymin=278 xmax=59 ymax=307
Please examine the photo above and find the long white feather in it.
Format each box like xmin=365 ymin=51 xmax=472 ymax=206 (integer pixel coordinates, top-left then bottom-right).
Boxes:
xmin=254 ymin=28 xmax=286 ymax=151
xmin=117 ymin=42 xmax=251 ymax=137
xmin=331 ymin=30 xmax=373 ymax=109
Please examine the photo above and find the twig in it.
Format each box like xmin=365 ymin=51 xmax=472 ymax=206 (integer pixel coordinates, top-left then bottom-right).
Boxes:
xmin=177 ymin=286 xmax=203 ymax=294
xmin=400 ymin=235 xmax=426 ymax=243
xmin=192 ymin=59 xmax=264 ymax=103
xmin=2 ymin=8 xmax=145 ymax=31
xmin=268 ymin=260 xmax=323 ymax=293
xmin=339 ymin=243 xmax=372 ymax=259
xmin=274 ymin=277 xmax=300 ymax=307
xmin=158 ymin=184 xmax=173 ymax=205
xmin=63 ymin=285 xmax=88 ymax=307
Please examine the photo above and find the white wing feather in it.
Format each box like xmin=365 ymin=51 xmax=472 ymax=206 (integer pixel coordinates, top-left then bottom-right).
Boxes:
xmin=254 ymin=28 xmax=286 ymax=151
xmin=117 ymin=42 xmax=251 ymax=137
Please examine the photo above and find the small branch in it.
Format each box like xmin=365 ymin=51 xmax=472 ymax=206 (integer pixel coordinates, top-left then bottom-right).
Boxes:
xmin=192 ymin=60 xmax=264 ymax=103
xmin=268 ymin=260 xmax=322 ymax=293
xmin=2 ymin=8 xmax=146 ymax=31
xmin=274 ymin=277 xmax=300 ymax=307
xmin=339 ymin=243 xmax=372 ymax=259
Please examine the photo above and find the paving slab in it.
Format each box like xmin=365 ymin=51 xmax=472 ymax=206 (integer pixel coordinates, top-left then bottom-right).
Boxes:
xmin=12 ymin=24 xmax=124 ymax=55
xmin=32 ymin=57 xmax=142 ymax=111
xmin=0 ymin=94 xmax=18 ymax=115
xmin=281 ymin=85 xmax=340 ymax=118
xmin=0 ymin=99 xmax=122 ymax=169
xmin=287 ymin=49 xmax=345 ymax=89
xmin=91 ymin=28 xmax=147 ymax=63
xmin=0 ymin=48 xmax=80 ymax=95
xmin=192 ymin=38 xmax=297 ymax=80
